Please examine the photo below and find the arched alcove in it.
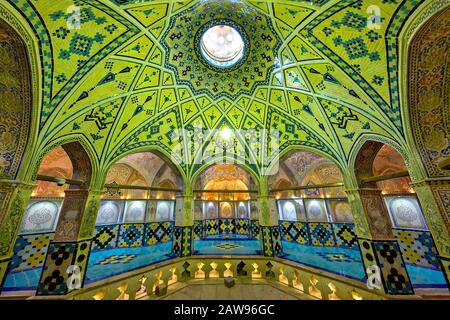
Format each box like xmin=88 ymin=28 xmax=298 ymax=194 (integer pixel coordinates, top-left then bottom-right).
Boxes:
xmin=270 ymin=150 xmax=351 ymax=223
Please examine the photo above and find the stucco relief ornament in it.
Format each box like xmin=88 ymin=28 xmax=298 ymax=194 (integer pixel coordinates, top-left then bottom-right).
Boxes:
xmin=396 ymin=204 xmax=418 ymax=223
xmin=28 ymin=207 xmax=52 ymax=227
xmin=98 ymin=206 xmax=116 ymax=223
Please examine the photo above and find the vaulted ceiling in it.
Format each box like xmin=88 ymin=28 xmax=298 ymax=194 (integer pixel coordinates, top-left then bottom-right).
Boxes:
xmin=1 ymin=0 xmax=429 ymax=182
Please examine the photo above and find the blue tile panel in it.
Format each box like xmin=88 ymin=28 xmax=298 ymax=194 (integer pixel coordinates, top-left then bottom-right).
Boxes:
xmin=172 ymin=226 xmax=193 ymax=257
xmin=260 ymin=226 xmax=283 ymax=257
xmin=279 ymin=221 xmax=358 ymax=250
xmin=9 ymin=233 xmax=54 ymax=272
xmin=358 ymin=238 xmax=414 ymax=295
xmin=202 ymin=219 xmax=251 ymax=237
xmin=393 ymin=229 xmax=440 ymax=269
xmin=194 ymin=239 xmax=261 ymax=255
xmin=91 ymin=222 xmax=174 ymax=251
xmin=36 ymin=239 xmax=91 ymax=296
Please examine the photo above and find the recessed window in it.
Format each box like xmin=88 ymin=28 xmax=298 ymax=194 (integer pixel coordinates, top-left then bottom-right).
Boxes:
xmin=201 ymin=25 xmax=245 ymax=68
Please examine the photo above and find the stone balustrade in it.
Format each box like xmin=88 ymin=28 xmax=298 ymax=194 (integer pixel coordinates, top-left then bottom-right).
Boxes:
xmin=53 ymin=256 xmax=385 ymax=300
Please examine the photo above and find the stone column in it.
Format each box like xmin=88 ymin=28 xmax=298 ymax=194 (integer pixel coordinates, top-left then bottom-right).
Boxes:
xmin=411 ymin=179 xmax=450 ymax=288
xmin=257 ymin=178 xmax=282 ymax=257
xmin=346 ymin=188 xmax=414 ymax=295
xmin=172 ymin=189 xmax=194 ymax=257
xmin=36 ymin=189 xmax=102 ymax=296
xmin=0 ymin=180 xmax=35 ymax=291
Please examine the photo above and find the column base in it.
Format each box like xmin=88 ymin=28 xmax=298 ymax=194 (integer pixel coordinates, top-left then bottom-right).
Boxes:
xmin=36 ymin=239 xmax=92 ymax=296
xmin=358 ymin=238 xmax=414 ymax=295
xmin=172 ymin=226 xmax=193 ymax=257
xmin=260 ymin=226 xmax=283 ymax=257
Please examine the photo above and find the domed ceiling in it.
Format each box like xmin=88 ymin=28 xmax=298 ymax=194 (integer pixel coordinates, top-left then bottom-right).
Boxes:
xmin=0 ymin=0 xmax=427 ymax=181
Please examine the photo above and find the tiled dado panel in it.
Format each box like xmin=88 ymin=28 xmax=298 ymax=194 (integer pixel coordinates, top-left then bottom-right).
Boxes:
xmin=260 ymin=226 xmax=283 ymax=257
xmin=279 ymin=221 xmax=358 ymax=250
xmin=279 ymin=221 xmax=310 ymax=245
xmin=201 ymin=219 xmax=251 ymax=238
xmin=36 ymin=240 xmax=91 ymax=296
xmin=393 ymin=229 xmax=440 ymax=269
xmin=358 ymin=239 xmax=414 ymax=295
xmin=91 ymin=224 xmax=120 ymax=251
xmin=250 ymin=220 xmax=260 ymax=240
xmin=9 ymin=233 xmax=54 ymax=273
xmin=193 ymin=220 xmax=203 ymax=240
xmin=172 ymin=226 xmax=193 ymax=257
xmin=91 ymin=222 xmax=174 ymax=251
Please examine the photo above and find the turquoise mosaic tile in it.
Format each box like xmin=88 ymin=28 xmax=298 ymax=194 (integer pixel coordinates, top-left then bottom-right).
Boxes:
xmin=193 ymin=239 xmax=261 ymax=255
xmin=85 ymin=242 xmax=173 ymax=283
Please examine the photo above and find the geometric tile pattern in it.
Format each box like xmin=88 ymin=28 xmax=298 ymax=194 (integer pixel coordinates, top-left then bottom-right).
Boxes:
xmin=193 ymin=220 xmax=203 ymax=240
xmin=333 ymin=223 xmax=358 ymax=250
xmin=96 ymin=254 xmax=136 ymax=265
xmin=212 ymin=243 xmax=242 ymax=251
xmin=250 ymin=220 xmax=260 ymax=240
xmin=36 ymin=239 xmax=92 ymax=296
xmin=217 ymin=219 xmax=236 ymax=235
xmin=91 ymin=225 xmax=119 ymax=251
xmin=144 ymin=222 xmax=173 ymax=245
xmin=172 ymin=226 xmax=193 ymax=257
xmin=162 ymin=0 xmax=281 ymax=99
xmin=202 ymin=219 xmax=251 ymax=237
xmin=36 ymin=242 xmax=76 ymax=296
xmin=280 ymin=222 xmax=357 ymax=249
xmin=394 ymin=229 xmax=440 ymax=269
xmin=271 ymin=227 xmax=283 ymax=257
xmin=309 ymin=223 xmax=336 ymax=247
xmin=91 ymin=222 xmax=174 ymax=251
xmin=2 ymin=0 xmax=429 ymax=233
xmin=71 ymin=240 xmax=91 ymax=294
xmin=10 ymin=233 xmax=54 ymax=272
xmin=204 ymin=219 xmax=219 ymax=237
xmin=260 ymin=226 xmax=283 ymax=257
xmin=279 ymin=221 xmax=310 ymax=245
xmin=232 ymin=219 xmax=250 ymax=235
xmin=118 ymin=224 xmax=144 ymax=248
xmin=316 ymin=252 xmax=360 ymax=263
xmin=4 ymin=0 xmax=425 ymax=193
xmin=358 ymin=238 xmax=414 ymax=295
xmin=372 ymin=240 xmax=414 ymax=295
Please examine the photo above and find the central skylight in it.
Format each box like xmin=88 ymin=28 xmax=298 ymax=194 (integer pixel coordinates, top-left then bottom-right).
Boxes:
xmin=201 ymin=25 xmax=245 ymax=68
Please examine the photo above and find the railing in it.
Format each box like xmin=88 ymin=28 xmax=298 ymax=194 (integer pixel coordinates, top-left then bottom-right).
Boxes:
xmin=57 ymin=256 xmax=385 ymax=300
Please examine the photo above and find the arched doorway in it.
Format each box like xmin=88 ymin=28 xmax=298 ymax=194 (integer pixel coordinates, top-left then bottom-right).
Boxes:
xmin=193 ymin=164 xmax=256 ymax=237
xmin=191 ymin=163 xmax=261 ymax=255
xmin=270 ymin=150 xmax=352 ymax=224
xmin=95 ymin=151 xmax=181 ymax=247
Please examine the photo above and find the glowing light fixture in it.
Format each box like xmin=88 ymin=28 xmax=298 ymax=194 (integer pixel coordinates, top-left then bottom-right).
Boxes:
xmin=221 ymin=127 xmax=232 ymax=140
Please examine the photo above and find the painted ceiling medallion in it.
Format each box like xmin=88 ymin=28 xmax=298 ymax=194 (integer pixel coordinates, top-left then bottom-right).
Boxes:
xmin=200 ymin=25 xmax=245 ymax=68
xmin=162 ymin=0 xmax=281 ymax=99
